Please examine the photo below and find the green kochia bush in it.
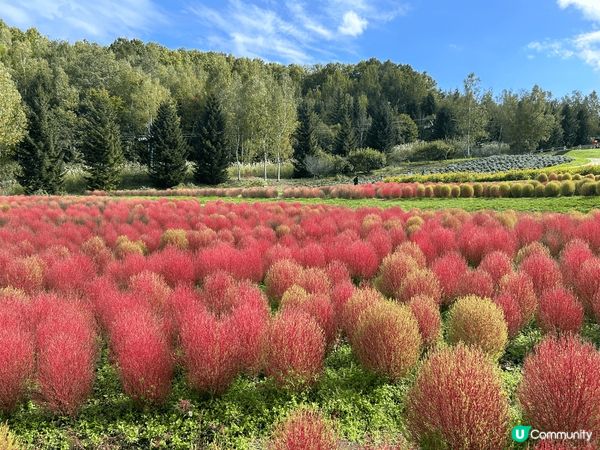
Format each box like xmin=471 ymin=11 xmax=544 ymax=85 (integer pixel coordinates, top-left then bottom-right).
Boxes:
xmin=544 ymin=181 xmax=560 ymax=197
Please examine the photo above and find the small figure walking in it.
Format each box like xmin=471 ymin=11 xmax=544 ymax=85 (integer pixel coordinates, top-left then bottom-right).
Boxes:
xmin=353 ymin=175 xmax=359 ymax=185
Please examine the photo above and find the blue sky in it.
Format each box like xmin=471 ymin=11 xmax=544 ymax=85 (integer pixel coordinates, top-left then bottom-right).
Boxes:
xmin=1 ymin=0 xmax=599 ymax=97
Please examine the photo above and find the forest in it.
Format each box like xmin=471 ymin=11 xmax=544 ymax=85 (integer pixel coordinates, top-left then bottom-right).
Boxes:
xmin=0 ymin=20 xmax=599 ymax=192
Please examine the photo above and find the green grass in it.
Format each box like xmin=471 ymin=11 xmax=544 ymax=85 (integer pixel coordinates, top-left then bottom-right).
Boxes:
xmin=127 ymin=195 xmax=600 ymax=213
xmin=560 ymin=148 xmax=600 ymax=167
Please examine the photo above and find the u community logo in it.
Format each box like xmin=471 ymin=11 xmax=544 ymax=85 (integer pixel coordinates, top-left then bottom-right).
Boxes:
xmin=511 ymin=425 xmax=593 ymax=444
xmin=512 ymin=426 xmax=532 ymax=443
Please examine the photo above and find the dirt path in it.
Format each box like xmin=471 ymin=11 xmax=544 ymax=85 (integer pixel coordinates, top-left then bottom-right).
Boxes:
xmin=586 ymin=158 xmax=600 ymax=166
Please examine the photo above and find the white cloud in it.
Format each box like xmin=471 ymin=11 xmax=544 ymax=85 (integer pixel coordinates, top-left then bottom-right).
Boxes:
xmin=558 ymin=0 xmax=600 ymax=21
xmin=0 ymin=0 xmax=164 ymax=41
xmin=338 ymin=11 xmax=368 ymax=36
xmin=190 ymin=0 xmax=408 ymax=64
xmin=526 ymin=1 xmax=600 ymax=70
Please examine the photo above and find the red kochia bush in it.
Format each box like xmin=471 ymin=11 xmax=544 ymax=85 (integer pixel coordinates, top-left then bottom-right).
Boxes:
xmin=352 ymin=301 xmax=421 ymax=380
xmin=330 ymin=280 xmax=355 ymax=320
xmin=538 ymin=287 xmax=583 ymax=334
xmin=0 ymin=307 xmax=34 ymax=412
xmin=406 ymin=344 xmax=509 ymax=450
xmin=499 ymin=272 xmax=538 ymax=325
xmin=269 ymin=408 xmax=338 ymax=450
xmin=340 ymin=287 xmax=384 ymax=340
xmin=520 ymin=253 xmax=563 ymax=296
xmin=454 ymin=269 xmax=494 ymax=300
xmin=574 ymin=257 xmax=600 ymax=312
xmin=493 ymin=293 xmax=523 ymax=338
xmin=110 ymin=308 xmax=173 ymax=404
xmin=179 ymin=306 xmax=240 ymax=395
xmin=395 ymin=269 xmax=441 ymax=304
xmin=478 ymin=250 xmax=513 ymax=285
xmin=559 ymin=239 xmax=594 ymax=287
xmin=408 ymin=295 xmax=441 ymax=347
xmin=264 ymin=259 xmax=303 ymax=302
xmin=264 ymin=310 xmax=325 ymax=389
xmin=375 ymin=252 xmax=420 ymax=298
xmin=34 ymin=296 xmax=96 ymax=416
xmin=430 ymin=252 xmax=468 ymax=303
xmin=518 ymin=335 xmax=600 ymax=438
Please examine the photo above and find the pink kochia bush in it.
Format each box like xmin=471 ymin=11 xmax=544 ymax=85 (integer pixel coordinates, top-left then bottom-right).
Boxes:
xmin=406 ymin=344 xmax=510 ymax=450
xmin=269 ymin=408 xmax=338 ymax=450
xmin=518 ymin=335 xmax=600 ymax=439
xmin=537 ymin=287 xmax=583 ymax=334
xmin=264 ymin=310 xmax=325 ymax=390
xmin=408 ymin=295 xmax=441 ymax=347
xmin=0 ymin=298 xmax=34 ymax=413
xmin=34 ymin=295 xmax=97 ymax=416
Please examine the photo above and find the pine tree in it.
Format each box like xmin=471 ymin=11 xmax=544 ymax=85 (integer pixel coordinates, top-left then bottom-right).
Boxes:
xmin=148 ymin=101 xmax=189 ymax=188
xmin=79 ymin=89 xmax=123 ymax=191
xmin=15 ymin=79 xmax=64 ymax=194
xmin=575 ymin=106 xmax=591 ymax=146
xmin=561 ymin=103 xmax=578 ymax=148
xmin=292 ymin=100 xmax=318 ymax=178
xmin=192 ymin=93 xmax=229 ymax=185
xmin=367 ymin=102 xmax=396 ymax=153
xmin=334 ymin=113 xmax=357 ymax=156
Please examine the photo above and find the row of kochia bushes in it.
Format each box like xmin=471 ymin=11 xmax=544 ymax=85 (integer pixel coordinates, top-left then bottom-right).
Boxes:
xmin=93 ymin=177 xmax=600 ymax=200
xmin=385 ymin=164 xmax=600 ymax=183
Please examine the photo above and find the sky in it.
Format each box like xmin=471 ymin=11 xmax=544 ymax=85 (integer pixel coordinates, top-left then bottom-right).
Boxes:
xmin=0 ymin=0 xmax=599 ymax=97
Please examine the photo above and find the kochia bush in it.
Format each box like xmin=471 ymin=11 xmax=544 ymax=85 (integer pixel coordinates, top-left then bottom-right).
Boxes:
xmin=537 ymin=287 xmax=583 ymax=335
xmin=406 ymin=344 xmax=510 ymax=450
xmin=351 ymin=301 xmax=421 ymax=380
xmin=518 ymin=335 xmax=600 ymax=438
xmin=447 ymin=295 xmax=508 ymax=360
xmin=408 ymin=295 xmax=442 ymax=347
xmin=269 ymin=408 xmax=338 ymax=450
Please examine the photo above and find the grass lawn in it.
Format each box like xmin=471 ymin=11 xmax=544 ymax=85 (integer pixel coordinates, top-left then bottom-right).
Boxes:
xmin=128 ymin=195 xmax=600 ymax=214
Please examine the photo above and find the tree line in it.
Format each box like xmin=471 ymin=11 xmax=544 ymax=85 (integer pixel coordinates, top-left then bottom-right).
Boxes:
xmin=0 ymin=21 xmax=599 ymax=192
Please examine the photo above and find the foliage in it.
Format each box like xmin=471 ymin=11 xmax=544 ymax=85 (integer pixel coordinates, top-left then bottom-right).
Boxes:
xmin=0 ymin=62 xmax=26 ymax=150
xmin=347 ymin=148 xmax=386 ymax=173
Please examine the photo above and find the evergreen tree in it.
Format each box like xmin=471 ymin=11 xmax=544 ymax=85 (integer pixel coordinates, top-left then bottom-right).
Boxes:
xmin=148 ymin=101 xmax=188 ymax=188
xmin=79 ymin=89 xmax=123 ymax=190
xmin=561 ymin=103 xmax=578 ymax=148
xmin=15 ymin=77 xmax=64 ymax=194
xmin=367 ymin=102 xmax=396 ymax=153
xmin=292 ymin=100 xmax=318 ymax=177
xmin=334 ymin=113 xmax=357 ymax=156
xmin=433 ymin=105 xmax=459 ymax=140
xmin=192 ymin=93 xmax=229 ymax=185
xmin=576 ymin=106 xmax=591 ymax=146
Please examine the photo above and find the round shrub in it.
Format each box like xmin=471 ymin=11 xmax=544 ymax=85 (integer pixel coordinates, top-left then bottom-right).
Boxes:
xmin=459 ymin=184 xmax=474 ymax=198
xmin=489 ymin=184 xmax=501 ymax=198
xmin=559 ymin=239 xmax=594 ymax=288
xmin=395 ymin=241 xmax=427 ymax=267
xmin=340 ymin=287 xmax=383 ymax=340
xmin=395 ymin=268 xmax=442 ymax=304
xmin=454 ymin=269 xmax=494 ymax=299
xmin=498 ymin=183 xmax=511 ymax=197
xmin=544 ymin=181 xmax=560 ymax=197
xmin=560 ymin=180 xmax=576 ymax=196
xmin=347 ymin=148 xmax=386 ymax=173
xmin=265 ymin=310 xmax=325 ymax=389
xmin=473 ymin=183 xmax=484 ymax=197
xmin=478 ymin=250 xmax=513 ymax=285
xmin=415 ymin=183 xmax=426 ymax=197
xmin=574 ymin=257 xmax=600 ymax=311
xmin=0 ymin=423 xmax=22 ymax=450
xmin=408 ymin=295 xmax=442 ymax=347
xmin=431 ymin=252 xmax=468 ymax=303
xmin=522 ymin=183 xmax=535 ymax=197
xmin=510 ymin=183 xmax=523 ymax=198
xmin=374 ymin=253 xmax=419 ymax=298
xmin=160 ymin=228 xmax=188 ymax=249
xmin=406 ymin=344 xmax=509 ymax=450
xmin=352 ymin=301 xmax=421 ymax=380
xmin=548 ymin=172 xmax=559 ymax=181
xmin=264 ymin=259 xmax=303 ymax=302
xmin=518 ymin=335 xmax=600 ymax=438
xmin=538 ymin=287 xmax=583 ymax=334
xmin=424 ymin=185 xmax=434 ymax=197
xmin=579 ymin=181 xmax=597 ymax=196
xmin=447 ymin=295 xmax=508 ymax=359
xmin=0 ymin=325 xmax=34 ymax=413
xmin=537 ymin=173 xmax=549 ymax=183
xmin=450 ymin=185 xmax=460 ymax=198
xmin=437 ymin=185 xmax=451 ymax=198
xmin=534 ymin=184 xmax=546 ymax=197
xmin=499 ymin=272 xmax=538 ymax=324
xmin=493 ymin=293 xmax=523 ymax=338
xmin=269 ymin=407 xmax=338 ymax=450
xmin=520 ymin=252 xmax=563 ymax=296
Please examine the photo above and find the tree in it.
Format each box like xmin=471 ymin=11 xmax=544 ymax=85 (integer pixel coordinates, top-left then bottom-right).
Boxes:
xmin=333 ymin=113 xmax=356 ymax=156
xmin=457 ymin=73 xmax=488 ymax=156
xmin=396 ymin=113 xmax=418 ymax=144
xmin=292 ymin=100 xmax=318 ymax=178
xmin=353 ymin=94 xmax=371 ymax=148
xmin=433 ymin=104 xmax=458 ymax=140
xmin=78 ymin=89 xmax=124 ymax=190
xmin=192 ymin=93 xmax=229 ymax=185
xmin=575 ymin=105 xmax=591 ymax=146
xmin=268 ymin=74 xmax=297 ymax=181
xmin=367 ymin=102 xmax=396 ymax=153
xmin=15 ymin=76 xmax=64 ymax=194
xmin=147 ymin=101 xmax=188 ymax=188
xmin=561 ymin=103 xmax=578 ymax=148
xmin=0 ymin=62 xmax=26 ymax=152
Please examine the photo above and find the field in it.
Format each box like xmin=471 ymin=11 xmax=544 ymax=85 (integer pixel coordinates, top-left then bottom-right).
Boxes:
xmin=0 ymin=196 xmax=599 ymax=449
